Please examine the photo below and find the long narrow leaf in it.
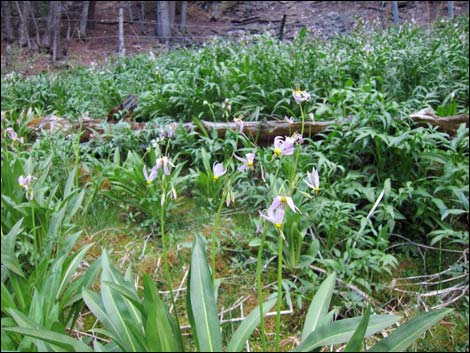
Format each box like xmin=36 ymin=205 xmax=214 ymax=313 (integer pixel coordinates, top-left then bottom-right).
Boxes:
xmin=188 ymin=234 xmax=223 ymax=352
xmin=100 ymin=251 xmax=144 ymax=351
xmin=228 ymin=297 xmax=277 ymax=352
xmin=293 ymin=314 xmax=400 ymax=352
xmin=57 ymin=243 xmax=94 ymax=299
xmin=368 ymin=308 xmax=453 ymax=352
xmin=143 ymin=274 xmax=183 ymax=352
xmin=82 ymin=289 xmax=121 ymax=344
xmin=344 ymin=304 xmax=371 ymax=352
xmin=5 ymin=327 xmax=92 ymax=352
xmin=301 ymin=272 xmax=336 ymax=341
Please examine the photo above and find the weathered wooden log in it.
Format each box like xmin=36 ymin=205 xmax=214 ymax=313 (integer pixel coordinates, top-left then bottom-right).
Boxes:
xmin=184 ymin=120 xmax=336 ymax=142
xmin=26 ymin=110 xmax=469 ymax=143
xmin=409 ymin=108 xmax=469 ymax=135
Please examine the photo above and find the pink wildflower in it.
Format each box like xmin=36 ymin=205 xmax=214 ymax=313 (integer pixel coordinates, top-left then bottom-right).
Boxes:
xmin=234 ymin=152 xmax=255 ymax=171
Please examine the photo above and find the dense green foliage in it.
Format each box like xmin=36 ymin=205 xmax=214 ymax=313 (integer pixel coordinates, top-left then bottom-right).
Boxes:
xmin=1 ymin=17 xmax=468 ymax=352
xmin=2 ymin=18 xmax=468 ymax=121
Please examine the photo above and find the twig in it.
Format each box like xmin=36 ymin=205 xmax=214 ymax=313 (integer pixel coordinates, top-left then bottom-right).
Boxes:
xmin=393 ymin=282 xmax=468 ymax=297
xmin=169 ymin=266 xmax=189 ymax=313
xmin=388 ymin=233 xmax=464 ymax=253
xmin=139 ymin=233 xmax=152 ymax=259
xmin=69 ymin=329 xmax=111 ymax=343
xmin=431 ymin=288 xmax=469 ymax=309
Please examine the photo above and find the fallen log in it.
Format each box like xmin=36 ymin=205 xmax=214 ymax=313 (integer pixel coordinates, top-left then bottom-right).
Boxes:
xmin=26 ymin=110 xmax=468 ymax=143
xmin=183 ymin=119 xmax=337 ymax=142
xmin=409 ymin=108 xmax=469 ymax=135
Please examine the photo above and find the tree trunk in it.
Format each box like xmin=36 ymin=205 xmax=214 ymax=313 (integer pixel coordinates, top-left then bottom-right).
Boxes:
xmin=126 ymin=1 xmax=133 ymax=22
xmin=50 ymin=1 xmax=63 ymax=63
xmin=40 ymin=2 xmax=53 ymax=50
xmin=139 ymin=1 xmax=145 ymax=33
xmin=28 ymin=1 xmax=41 ymax=49
xmin=169 ymin=0 xmax=176 ymax=31
xmin=448 ymin=1 xmax=454 ymax=19
xmin=88 ymin=0 xmax=96 ymax=29
xmin=118 ymin=6 xmax=125 ymax=57
xmin=1 ymin=1 xmax=15 ymax=43
xmin=179 ymin=1 xmax=187 ymax=32
xmin=15 ymin=1 xmax=31 ymax=49
xmin=79 ymin=1 xmax=89 ymax=39
xmin=155 ymin=1 xmax=171 ymax=42
xmin=392 ymin=1 xmax=399 ymax=24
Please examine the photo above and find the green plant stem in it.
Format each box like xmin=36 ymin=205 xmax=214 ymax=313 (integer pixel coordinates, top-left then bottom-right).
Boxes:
xmin=73 ymin=135 xmax=80 ymax=187
xmin=275 ymin=229 xmax=284 ymax=352
xmin=299 ymin=102 xmax=306 ymax=137
xmin=269 ymin=157 xmax=282 ymax=199
xmin=256 ymin=225 xmax=269 ymax=352
xmin=164 ymin=134 xmax=172 ymax=156
xmin=290 ymin=102 xmax=305 ymax=189
xmin=211 ymin=181 xmax=227 ymax=285
xmin=160 ymin=177 xmax=182 ymax=331
xmin=31 ymin=203 xmax=38 ymax=266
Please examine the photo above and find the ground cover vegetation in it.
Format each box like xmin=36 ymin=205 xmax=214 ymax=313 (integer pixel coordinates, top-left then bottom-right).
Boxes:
xmin=1 ymin=16 xmax=469 ymax=352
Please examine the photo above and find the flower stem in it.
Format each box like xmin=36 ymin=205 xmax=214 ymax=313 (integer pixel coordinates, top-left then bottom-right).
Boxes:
xmin=275 ymin=229 xmax=284 ymax=352
xmin=211 ymin=182 xmax=226 ymax=285
xmin=160 ymin=178 xmax=182 ymax=332
xmin=31 ymin=203 xmax=38 ymax=266
xmin=257 ymin=225 xmax=269 ymax=351
xmin=290 ymin=103 xmax=305 ymax=189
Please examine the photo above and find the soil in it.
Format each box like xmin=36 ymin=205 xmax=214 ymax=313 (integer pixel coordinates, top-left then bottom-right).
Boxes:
xmin=1 ymin=1 xmax=469 ymax=76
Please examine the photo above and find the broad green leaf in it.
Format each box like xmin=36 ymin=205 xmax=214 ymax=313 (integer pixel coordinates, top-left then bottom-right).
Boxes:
xmin=368 ymin=308 xmax=453 ymax=352
xmin=189 ymin=234 xmax=223 ymax=352
xmin=62 ymin=256 xmax=102 ymax=309
xmin=301 ymin=272 xmax=336 ymax=341
xmin=1 ymin=254 xmax=25 ymax=277
xmin=344 ymin=304 xmax=371 ymax=352
xmin=64 ymin=189 xmax=86 ymax=223
xmin=143 ymin=273 xmax=183 ymax=352
xmin=100 ymin=251 xmax=144 ymax=351
xmin=294 ymin=314 xmax=400 ymax=352
xmin=2 ymin=218 xmax=23 ymax=254
xmin=5 ymin=327 xmax=92 ymax=352
xmin=82 ymin=289 xmax=121 ymax=345
xmin=56 ymin=243 xmax=94 ymax=299
xmin=1 ymin=283 xmax=16 ymax=311
xmin=8 ymin=274 xmax=30 ymax=312
xmin=1 ymin=219 xmax=25 ymax=277
xmin=228 ymin=297 xmax=277 ymax=352
xmin=317 ymin=309 xmax=336 ymax=328
xmin=64 ymin=167 xmax=77 ymax=198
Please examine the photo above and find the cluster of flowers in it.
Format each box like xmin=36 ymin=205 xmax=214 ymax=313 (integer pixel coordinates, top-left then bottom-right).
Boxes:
xmin=142 ymin=86 xmax=319 ymax=229
xmin=211 ymin=135 xmax=319 ymax=231
xmin=259 ymin=165 xmax=319 ymax=232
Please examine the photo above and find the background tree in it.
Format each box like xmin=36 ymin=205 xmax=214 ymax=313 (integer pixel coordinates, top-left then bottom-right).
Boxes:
xmin=118 ymin=2 xmax=125 ymax=56
xmin=50 ymin=0 xmax=64 ymax=63
xmin=155 ymin=1 xmax=172 ymax=42
xmin=87 ymin=0 xmax=96 ymax=29
xmin=179 ymin=0 xmax=187 ymax=32
xmin=1 ymin=1 xmax=15 ymax=43
xmin=79 ymin=1 xmax=89 ymax=39
xmin=15 ymin=1 xmax=32 ymax=49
